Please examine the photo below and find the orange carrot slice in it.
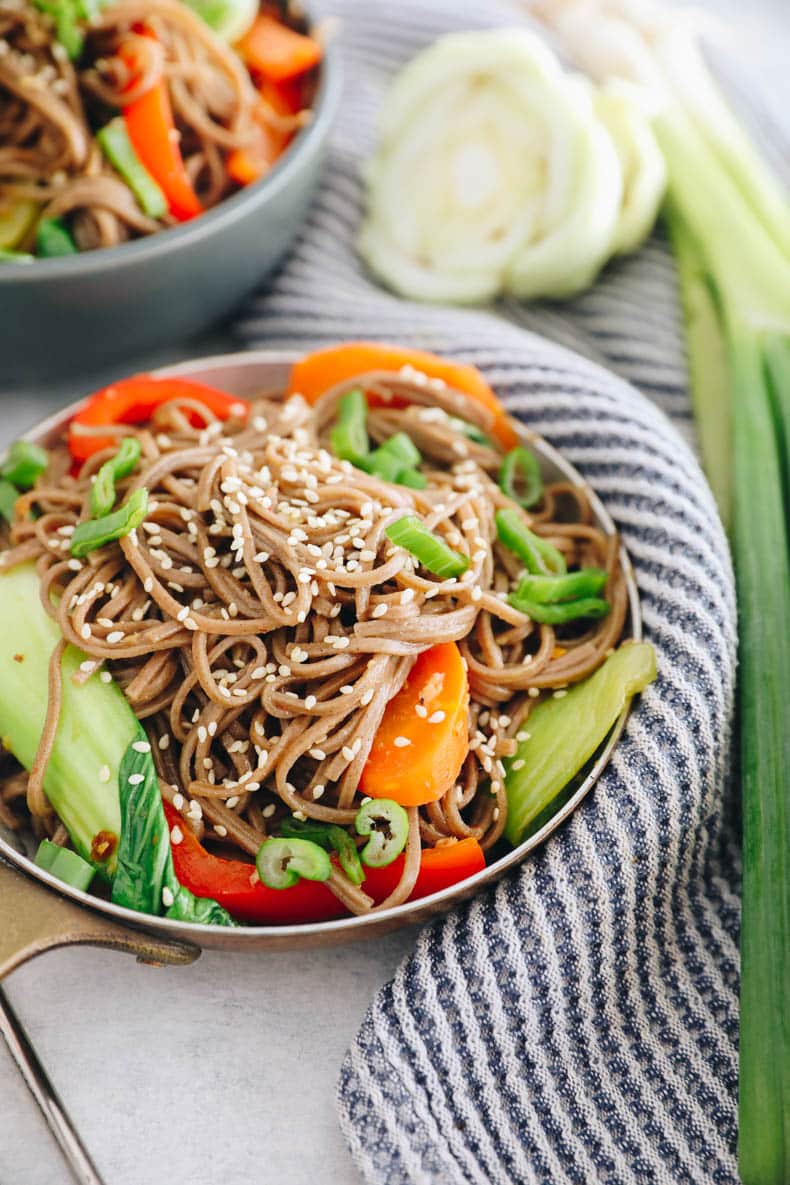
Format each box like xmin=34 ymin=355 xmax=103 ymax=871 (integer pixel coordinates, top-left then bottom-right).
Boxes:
xmin=237 ymin=14 xmax=322 ymax=83
xmin=360 ymin=642 xmax=470 ymax=807
xmin=286 ymin=341 xmax=519 ymax=450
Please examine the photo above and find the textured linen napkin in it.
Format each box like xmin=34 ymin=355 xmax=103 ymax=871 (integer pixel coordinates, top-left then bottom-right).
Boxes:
xmin=233 ymin=2 xmax=740 ymax=1180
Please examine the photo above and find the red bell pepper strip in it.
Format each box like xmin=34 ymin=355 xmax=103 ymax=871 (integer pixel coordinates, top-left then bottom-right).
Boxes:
xmin=119 ymin=33 xmax=202 ymax=222
xmin=360 ymin=838 xmax=486 ymax=904
xmin=68 ymin=375 xmax=251 ymax=462
xmin=163 ymin=802 xmax=485 ymax=925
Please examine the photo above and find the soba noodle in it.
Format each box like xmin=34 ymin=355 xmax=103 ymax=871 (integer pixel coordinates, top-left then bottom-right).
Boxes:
xmin=0 ymin=372 xmax=627 ymax=913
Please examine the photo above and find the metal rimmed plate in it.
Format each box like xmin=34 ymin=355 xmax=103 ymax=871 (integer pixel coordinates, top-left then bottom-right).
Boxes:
xmin=0 ymin=350 xmax=641 ymax=957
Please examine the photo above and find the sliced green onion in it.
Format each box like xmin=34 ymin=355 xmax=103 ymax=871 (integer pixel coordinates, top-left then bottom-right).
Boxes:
xmin=385 ymin=514 xmax=469 ymax=578
xmin=397 ymin=468 xmax=427 ymax=489
xmin=97 ymin=118 xmax=168 ymax=220
xmin=255 ymin=835 xmax=331 ymax=890
xmin=35 ymin=838 xmax=95 ymax=891
xmin=279 ymin=817 xmax=364 ymax=885
xmin=0 ymin=480 xmax=18 ymax=523
xmin=182 ymin=0 xmax=258 ymax=42
xmin=330 ymin=389 xmax=368 ymax=465
xmin=362 ymin=433 xmax=426 ymax=487
xmin=90 ymin=437 xmax=143 ymax=518
xmin=447 ymin=416 xmax=493 ymax=447
xmin=359 ymin=449 xmax=403 ymax=482
xmin=355 ymin=798 xmax=409 ymax=868
xmin=374 ymin=432 xmax=422 ymax=469
xmin=516 ymin=568 xmax=607 ymax=604
xmin=32 ymin=0 xmax=84 ymax=58
xmin=1 ymin=441 xmax=49 ymax=489
xmin=507 ymin=592 xmax=610 ymax=624
xmin=495 ymin=508 xmax=566 ymax=575
xmin=35 ymin=217 xmax=78 ymax=258
xmin=0 ymin=248 xmax=35 ymax=264
xmin=70 ymin=488 xmax=148 ymax=558
xmin=500 ymin=446 xmax=543 ymax=509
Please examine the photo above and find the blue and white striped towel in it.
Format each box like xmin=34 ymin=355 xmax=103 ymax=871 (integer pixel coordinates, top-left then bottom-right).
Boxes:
xmin=233 ymin=2 xmax=741 ymax=1180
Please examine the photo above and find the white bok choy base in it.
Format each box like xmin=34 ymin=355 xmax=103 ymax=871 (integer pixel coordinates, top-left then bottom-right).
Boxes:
xmin=357 ymin=28 xmax=665 ymax=304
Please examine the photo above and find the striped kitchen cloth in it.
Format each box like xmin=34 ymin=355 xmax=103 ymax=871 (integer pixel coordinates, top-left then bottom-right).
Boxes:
xmin=233 ymin=1 xmax=741 ymax=1180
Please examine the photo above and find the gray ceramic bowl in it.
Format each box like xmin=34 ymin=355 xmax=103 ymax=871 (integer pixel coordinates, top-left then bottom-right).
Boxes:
xmin=0 ymin=35 xmax=341 ymax=388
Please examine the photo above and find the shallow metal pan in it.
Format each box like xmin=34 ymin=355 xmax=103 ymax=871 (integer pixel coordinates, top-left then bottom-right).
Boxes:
xmin=0 ymin=349 xmax=642 ymax=973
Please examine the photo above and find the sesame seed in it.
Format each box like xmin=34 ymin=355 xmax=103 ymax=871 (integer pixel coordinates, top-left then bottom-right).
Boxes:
xmin=106 ymin=630 xmax=124 ymax=644
xmin=340 ymin=685 xmax=354 ymax=695
xmin=67 ymin=558 xmax=81 ymax=572
xmin=309 ymin=747 xmax=326 ymax=760
xmin=80 ymin=624 xmax=91 ymax=640
xmin=305 ymin=694 xmax=317 ymax=710
xmin=128 ymin=773 xmax=145 ymax=786
xmin=197 ymin=726 xmax=207 ymax=744
xmin=393 ymin=736 xmax=411 ymax=748
xmin=415 ymin=703 xmax=428 ymax=718
xmin=98 ymin=765 xmax=110 ymax=783
xmin=162 ymin=887 xmax=175 ymax=908
xmin=553 ymin=689 xmax=568 ymax=699
xmin=528 ymin=687 xmax=540 ymax=698
xmin=173 ymin=793 xmax=185 ymax=810
xmin=214 ymin=825 xmax=228 ymax=838
xmin=360 ymin=688 xmax=375 ymax=706
xmin=372 ymin=604 xmax=388 ymax=618
xmin=429 ymin=710 xmax=445 ymax=724
xmin=511 ymin=759 xmax=526 ymax=771
xmin=131 ymin=740 xmax=151 ymax=753
xmin=226 ymin=795 xmax=240 ymax=809
xmin=171 ymin=826 xmax=183 ymax=845
xmin=312 ymin=784 xmax=325 ymax=800
xmin=342 ymin=745 xmax=355 ymax=761
xmin=177 ymin=606 xmax=189 ymax=622
xmin=100 ymin=671 xmax=112 ymax=684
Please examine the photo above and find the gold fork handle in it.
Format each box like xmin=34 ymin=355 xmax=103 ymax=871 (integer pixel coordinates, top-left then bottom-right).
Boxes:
xmin=0 ymin=858 xmax=200 ymax=978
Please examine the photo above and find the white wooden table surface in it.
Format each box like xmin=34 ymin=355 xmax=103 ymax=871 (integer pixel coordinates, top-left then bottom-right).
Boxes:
xmin=0 ymin=3 xmax=787 ymax=1183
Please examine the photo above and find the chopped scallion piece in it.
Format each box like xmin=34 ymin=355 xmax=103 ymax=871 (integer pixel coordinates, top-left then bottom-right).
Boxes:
xmin=256 ymin=835 xmax=332 ymax=889
xmin=508 ymin=591 xmax=610 ymax=624
xmin=36 ymin=217 xmax=78 ymax=258
xmin=1 ymin=441 xmax=49 ymax=489
xmin=279 ymin=816 xmax=364 ymax=885
xmin=516 ymin=568 xmax=607 ymax=604
xmin=70 ymin=488 xmax=148 ymax=558
xmin=385 ymin=514 xmax=469 ymax=578
xmin=330 ymin=388 xmax=368 ymax=465
xmin=397 ymin=468 xmax=427 ymax=489
xmin=97 ymin=118 xmax=168 ymax=220
xmin=0 ymin=249 xmax=35 ymax=264
xmin=0 ymin=479 xmax=18 ymax=523
xmin=35 ymin=838 xmax=95 ymax=891
xmin=495 ymin=508 xmax=566 ymax=575
xmin=90 ymin=437 xmax=143 ymax=518
xmin=499 ymin=446 xmax=543 ymax=509
xmin=355 ymin=798 xmax=409 ymax=867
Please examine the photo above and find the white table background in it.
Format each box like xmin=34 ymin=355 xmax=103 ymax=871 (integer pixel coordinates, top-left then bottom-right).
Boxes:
xmin=1 ymin=2 xmax=787 ymax=1182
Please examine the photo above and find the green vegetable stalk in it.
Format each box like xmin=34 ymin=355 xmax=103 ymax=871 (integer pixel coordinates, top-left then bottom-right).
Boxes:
xmin=0 ymin=562 xmax=232 ymax=924
xmin=504 ymin=642 xmax=656 ymax=845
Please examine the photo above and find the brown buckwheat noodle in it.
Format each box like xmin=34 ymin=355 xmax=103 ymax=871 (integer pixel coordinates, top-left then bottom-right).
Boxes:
xmin=0 ymin=372 xmax=627 ymax=914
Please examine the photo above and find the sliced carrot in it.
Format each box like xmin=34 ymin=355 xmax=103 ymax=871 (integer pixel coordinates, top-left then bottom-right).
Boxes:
xmin=226 ymin=97 xmax=293 ymax=186
xmin=359 ymin=642 xmax=470 ymax=807
xmin=286 ymin=341 xmax=519 ymax=450
xmin=123 ymin=79 xmax=202 ymax=221
xmin=237 ymin=14 xmax=322 ymax=83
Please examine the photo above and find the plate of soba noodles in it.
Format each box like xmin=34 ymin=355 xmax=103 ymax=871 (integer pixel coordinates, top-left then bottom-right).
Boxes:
xmin=0 ymin=342 xmax=654 ymax=951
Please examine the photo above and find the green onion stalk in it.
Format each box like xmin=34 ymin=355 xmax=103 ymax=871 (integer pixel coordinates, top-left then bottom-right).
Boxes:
xmin=530 ymin=2 xmax=790 ymax=1178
